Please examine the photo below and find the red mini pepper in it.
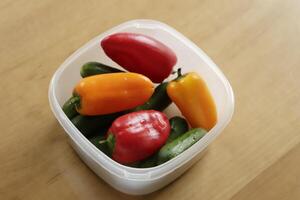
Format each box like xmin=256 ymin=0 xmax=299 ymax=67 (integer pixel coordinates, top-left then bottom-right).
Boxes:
xmin=101 ymin=32 xmax=177 ymax=83
xmin=106 ymin=110 xmax=170 ymax=164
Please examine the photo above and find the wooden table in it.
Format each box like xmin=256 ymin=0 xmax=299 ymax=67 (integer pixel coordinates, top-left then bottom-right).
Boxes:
xmin=1 ymin=0 xmax=300 ymax=199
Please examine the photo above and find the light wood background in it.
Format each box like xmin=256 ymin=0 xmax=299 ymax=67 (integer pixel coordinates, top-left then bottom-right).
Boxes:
xmin=1 ymin=0 xmax=300 ymax=199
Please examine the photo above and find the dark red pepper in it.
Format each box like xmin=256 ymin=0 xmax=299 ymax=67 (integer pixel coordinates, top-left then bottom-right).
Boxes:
xmin=106 ymin=110 xmax=170 ymax=164
xmin=101 ymin=32 xmax=177 ymax=83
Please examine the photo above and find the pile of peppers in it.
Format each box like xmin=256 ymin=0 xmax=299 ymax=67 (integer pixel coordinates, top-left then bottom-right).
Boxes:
xmin=62 ymin=32 xmax=217 ymax=167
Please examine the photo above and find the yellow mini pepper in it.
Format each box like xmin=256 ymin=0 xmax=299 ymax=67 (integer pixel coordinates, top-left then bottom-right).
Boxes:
xmin=167 ymin=70 xmax=217 ymax=130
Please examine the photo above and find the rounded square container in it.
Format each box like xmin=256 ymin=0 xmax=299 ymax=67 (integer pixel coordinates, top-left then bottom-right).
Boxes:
xmin=48 ymin=19 xmax=234 ymax=195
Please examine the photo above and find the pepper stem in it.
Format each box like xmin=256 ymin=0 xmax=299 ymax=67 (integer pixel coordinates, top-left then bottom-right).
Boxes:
xmin=62 ymin=95 xmax=81 ymax=118
xmin=173 ymin=68 xmax=185 ymax=81
xmin=106 ymin=134 xmax=115 ymax=156
xmin=98 ymin=140 xmax=107 ymax=144
xmin=177 ymin=68 xmax=182 ymax=77
xmin=70 ymin=94 xmax=81 ymax=110
xmin=72 ymin=95 xmax=80 ymax=105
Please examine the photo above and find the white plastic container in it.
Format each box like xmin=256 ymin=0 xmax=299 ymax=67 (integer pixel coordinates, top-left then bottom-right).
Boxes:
xmin=48 ymin=19 xmax=234 ymax=195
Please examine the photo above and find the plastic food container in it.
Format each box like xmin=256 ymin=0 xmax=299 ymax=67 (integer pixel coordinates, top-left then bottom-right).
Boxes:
xmin=48 ymin=19 xmax=234 ymax=195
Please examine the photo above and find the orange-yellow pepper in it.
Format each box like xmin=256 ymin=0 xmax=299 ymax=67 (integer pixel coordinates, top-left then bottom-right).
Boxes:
xmin=73 ymin=72 xmax=154 ymax=115
xmin=167 ymin=71 xmax=217 ymax=130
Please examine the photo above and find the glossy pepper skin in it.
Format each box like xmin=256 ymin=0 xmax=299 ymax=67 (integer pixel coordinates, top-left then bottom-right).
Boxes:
xmin=73 ymin=72 xmax=154 ymax=115
xmin=101 ymin=32 xmax=177 ymax=83
xmin=107 ymin=110 xmax=170 ymax=164
xmin=167 ymin=72 xmax=217 ymax=130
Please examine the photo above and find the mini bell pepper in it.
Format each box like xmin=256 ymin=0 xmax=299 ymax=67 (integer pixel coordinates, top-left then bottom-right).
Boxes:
xmin=167 ymin=70 xmax=217 ymax=130
xmin=106 ymin=110 xmax=170 ymax=164
xmin=101 ymin=32 xmax=177 ymax=83
xmin=72 ymin=72 xmax=154 ymax=116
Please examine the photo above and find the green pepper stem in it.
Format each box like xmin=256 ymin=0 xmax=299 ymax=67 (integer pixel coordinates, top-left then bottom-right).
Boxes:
xmin=98 ymin=140 xmax=107 ymax=144
xmin=106 ymin=134 xmax=115 ymax=156
xmin=71 ymin=95 xmax=80 ymax=104
xmin=62 ymin=96 xmax=81 ymax=119
xmin=71 ymin=94 xmax=81 ymax=109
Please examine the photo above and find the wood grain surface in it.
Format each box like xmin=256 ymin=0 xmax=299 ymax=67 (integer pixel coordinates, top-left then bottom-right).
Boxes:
xmin=1 ymin=0 xmax=299 ymax=199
